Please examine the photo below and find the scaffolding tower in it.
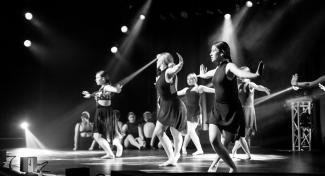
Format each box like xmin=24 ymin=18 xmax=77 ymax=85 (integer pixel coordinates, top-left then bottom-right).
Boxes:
xmin=289 ymin=96 xmax=312 ymax=151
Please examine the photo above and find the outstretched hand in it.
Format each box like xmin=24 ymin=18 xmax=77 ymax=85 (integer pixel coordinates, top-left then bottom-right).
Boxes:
xmin=256 ymin=60 xmax=264 ymax=76
xmin=198 ymin=64 xmax=207 ymax=78
xmin=176 ymin=52 xmax=183 ymax=64
xmin=82 ymin=91 xmax=91 ymax=98
xmin=291 ymin=74 xmax=298 ymax=86
xmin=319 ymin=83 xmax=325 ymax=92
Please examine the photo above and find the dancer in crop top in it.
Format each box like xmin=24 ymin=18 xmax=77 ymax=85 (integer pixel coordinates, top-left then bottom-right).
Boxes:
xmin=82 ymin=70 xmax=123 ymax=159
xmin=73 ymin=111 xmax=96 ymax=150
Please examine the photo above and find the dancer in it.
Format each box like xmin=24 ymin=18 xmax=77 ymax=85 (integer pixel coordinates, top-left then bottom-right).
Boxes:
xmin=291 ymin=74 xmax=325 ymax=91
xmin=121 ymin=112 xmax=146 ymax=150
xmin=142 ymin=111 xmax=156 ymax=149
xmin=82 ymin=70 xmax=123 ymax=158
xmin=197 ymin=41 xmax=263 ymax=172
xmin=153 ymin=52 xmax=187 ymax=166
xmin=231 ymin=66 xmax=270 ymax=159
xmin=177 ymin=73 xmax=204 ymax=156
xmin=73 ymin=111 xmax=96 ymax=151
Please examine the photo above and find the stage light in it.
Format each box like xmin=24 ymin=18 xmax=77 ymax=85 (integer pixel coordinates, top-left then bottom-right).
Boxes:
xmin=24 ymin=40 xmax=31 ymax=47
xmin=224 ymin=14 xmax=231 ymax=20
xmin=25 ymin=12 xmax=33 ymax=20
xmin=111 ymin=46 xmax=118 ymax=53
xmin=140 ymin=14 xmax=146 ymax=20
xmin=121 ymin=26 xmax=128 ymax=33
xmin=246 ymin=1 xmax=253 ymax=7
xmin=20 ymin=122 xmax=29 ymax=130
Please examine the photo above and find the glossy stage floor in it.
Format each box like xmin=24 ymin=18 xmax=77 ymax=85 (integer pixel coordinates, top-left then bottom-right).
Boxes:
xmin=2 ymin=146 xmax=325 ymax=176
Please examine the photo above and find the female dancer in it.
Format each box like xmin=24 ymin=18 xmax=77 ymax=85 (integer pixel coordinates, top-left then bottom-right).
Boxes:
xmin=197 ymin=41 xmax=263 ymax=172
xmin=121 ymin=112 xmax=146 ymax=150
xmin=82 ymin=70 xmax=123 ymax=158
xmin=177 ymin=73 xmax=204 ymax=156
xmin=153 ymin=52 xmax=187 ymax=166
xmin=231 ymin=66 xmax=270 ymax=159
xmin=73 ymin=111 xmax=96 ymax=151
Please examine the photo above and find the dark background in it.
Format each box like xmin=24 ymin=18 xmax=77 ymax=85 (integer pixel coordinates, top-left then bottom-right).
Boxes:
xmin=1 ymin=0 xmax=325 ymax=149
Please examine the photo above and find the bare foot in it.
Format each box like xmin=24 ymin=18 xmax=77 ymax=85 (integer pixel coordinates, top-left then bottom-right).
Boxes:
xmin=192 ymin=150 xmax=204 ymax=156
xmin=158 ymin=159 xmax=176 ymax=167
xmin=100 ymin=154 xmax=115 ymax=159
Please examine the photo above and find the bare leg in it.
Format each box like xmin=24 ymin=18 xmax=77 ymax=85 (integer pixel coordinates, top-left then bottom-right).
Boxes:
xmin=93 ymin=133 xmax=115 ymax=159
xmin=113 ymin=137 xmax=123 ymax=157
xmin=188 ymin=122 xmax=203 ymax=155
xmin=208 ymin=124 xmax=236 ymax=172
xmin=182 ymin=133 xmax=190 ymax=155
xmin=170 ymin=127 xmax=182 ymax=164
xmin=239 ymin=137 xmax=251 ymax=159
xmin=153 ymin=121 xmax=174 ymax=166
xmin=124 ymin=135 xmax=142 ymax=149
xmin=231 ymin=140 xmax=241 ymax=158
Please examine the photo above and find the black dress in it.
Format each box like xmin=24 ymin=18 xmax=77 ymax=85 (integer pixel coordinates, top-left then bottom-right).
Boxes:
xmin=209 ymin=61 xmax=245 ymax=139
xmin=156 ymin=69 xmax=187 ymax=132
xmin=93 ymin=86 xmax=117 ymax=142
xmin=185 ymin=86 xmax=200 ymax=123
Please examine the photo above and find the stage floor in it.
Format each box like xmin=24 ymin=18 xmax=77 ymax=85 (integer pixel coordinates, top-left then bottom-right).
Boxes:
xmin=3 ymin=147 xmax=325 ymax=175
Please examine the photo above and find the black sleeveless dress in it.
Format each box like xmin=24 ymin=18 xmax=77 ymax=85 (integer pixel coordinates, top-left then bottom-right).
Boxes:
xmin=94 ymin=86 xmax=117 ymax=142
xmin=185 ymin=86 xmax=200 ymax=123
xmin=156 ymin=69 xmax=187 ymax=132
xmin=209 ymin=62 xmax=245 ymax=139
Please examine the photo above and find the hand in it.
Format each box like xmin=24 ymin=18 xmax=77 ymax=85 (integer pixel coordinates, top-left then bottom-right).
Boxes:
xmin=197 ymin=85 xmax=204 ymax=94
xmin=264 ymin=87 xmax=271 ymax=95
xmin=88 ymin=147 xmax=93 ymax=151
xmin=198 ymin=64 xmax=207 ymax=78
xmin=82 ymin=91 xmax=91 ymax=98
xmin=319 ymin=83 xmax=325 ymax=92
xmin=256 ymin=60 xmax=264 ymax=76
xmin=116 ymin=84 xmax=123 ymax=93
xmin=176 ymin=52 xmax=183 ymax=64
xmin=291 ymin=74 xmax=298 ymax=86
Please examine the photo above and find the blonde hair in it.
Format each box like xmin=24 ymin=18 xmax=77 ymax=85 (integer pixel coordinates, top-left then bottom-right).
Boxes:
xmin=157 ymin=52 xmax=174 ymax=68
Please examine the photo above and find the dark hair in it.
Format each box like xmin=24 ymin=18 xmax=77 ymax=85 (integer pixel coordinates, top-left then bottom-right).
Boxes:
xmin=212 ymin=41 xmax=232 ymax=64
xmin=128 ymin=112 xmax=136 ymax=117
xmin=97 ymin=70 xmax=111 ymax=84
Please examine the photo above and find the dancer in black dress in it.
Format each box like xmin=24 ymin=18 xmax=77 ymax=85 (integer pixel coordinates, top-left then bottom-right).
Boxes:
xmin=197 ymin=41 xmax=263 ymax=172
xmin=177 ymin=73 xmax=205 ymax=156
xmin=231 ymin=66 xmax=270 ymax=159
xmin=153 ymin=52 xmax=187 ymax=166
xmin=82 ymin=70 xmax=123 ymax=158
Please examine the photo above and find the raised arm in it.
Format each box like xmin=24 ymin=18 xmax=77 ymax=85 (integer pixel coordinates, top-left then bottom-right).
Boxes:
xmin=197 ymin=64 xmax=216 ymax=79
xmin=319 ymin=83 xmax=325 ymax=92
xmin=248 ymin=82 xmax=270 ymax=95
xmin=73 ymin=123 xmax=80 ymax=150
xmin=226 ymin=63 xmax=259 ymax=79
xmin=104 ymin=84 xmax=123 ymax=93
xmin=166 ymin=52 xmax=184 ymax=77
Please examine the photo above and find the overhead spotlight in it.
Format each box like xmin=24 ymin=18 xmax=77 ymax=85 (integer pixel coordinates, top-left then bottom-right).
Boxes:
xmin=20 ymin=122 xmax=29 ymax=130
xmin=24 ymin=40 xmax=32 ymax=47
xmin=246 ymin=1 xmax=253 ymax=7
xmin=224 ymin=14 xmax=231 ymax=20
xmin=140 ymin=14 xmax=146 ymax=20
xmin=111 ymin=46 xmax=118 ymax=53
xmin=121 ymin=26 xmax=128 ymax=33
xmin=25 ymin=12 xmax=33 ymax=20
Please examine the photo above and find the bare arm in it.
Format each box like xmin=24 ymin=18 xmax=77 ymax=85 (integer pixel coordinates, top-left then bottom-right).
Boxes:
xmin=226 ymin=63 xmax=259 ymax=79
xmin=177 ymin=87 xmax=189 ymax=96
xmin=198 ymin=85 xmax=215 ymax=93
xmin=138 ymin=125 xmax=145 ymax=141
xmin=73 ymin=123 xmax=80 ymax=150
xmin=104 ymin=84 xmax=123 ymax=93
xmin=248 ymin=82 xmax=270 ymax=95
xmin=291 ymin=74 xmax=325 ymax=88
xmin=166 ymin=52 xmax=184 ymax=78
xmin=121 ymin=124 xmax=127 ymax=137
